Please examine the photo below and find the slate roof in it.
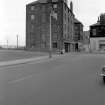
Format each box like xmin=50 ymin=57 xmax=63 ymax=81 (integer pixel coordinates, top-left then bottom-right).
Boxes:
xmin=74 ymin=18 xmax=83 ymax=25
xmin=90 ymin=22 xmax=105 ymax=27
xmin=90 ymin=22 xmax=101 ymax=27
xmin=27 ymin=0 xmax=48 ymax=5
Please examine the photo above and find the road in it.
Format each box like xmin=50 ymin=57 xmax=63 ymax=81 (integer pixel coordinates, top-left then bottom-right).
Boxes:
xmin=0 ymin=53 xmax=105 ymax=105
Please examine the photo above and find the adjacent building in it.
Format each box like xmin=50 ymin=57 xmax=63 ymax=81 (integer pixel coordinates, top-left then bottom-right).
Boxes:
xmin=83 ymin=31 xmax=90 ymax=52
xmin=26 ymin=0 xmax=83 ymax=52
xmin=73 ymin=18 xmax=83 ymax=51
xmin=90 ymin=13 xmax=105 ymax=52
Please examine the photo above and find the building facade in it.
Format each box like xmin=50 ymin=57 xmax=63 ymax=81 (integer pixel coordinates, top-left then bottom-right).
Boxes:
xmin=73 ymin=18 xmax=83 ymax=51
xmin=26 ymin=0 xmax=82 ymax=52
xmin=90 ymin=13 xmax=105 ymax=52
xmin=83 ymin=31 xmax=90 ymax=52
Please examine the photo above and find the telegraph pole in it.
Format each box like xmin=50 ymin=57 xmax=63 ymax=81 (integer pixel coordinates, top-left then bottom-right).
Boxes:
xmin=7 ymin=40 xmax=8 ymax=49
xmin=17 ymin=35 xmax=18 ymax=48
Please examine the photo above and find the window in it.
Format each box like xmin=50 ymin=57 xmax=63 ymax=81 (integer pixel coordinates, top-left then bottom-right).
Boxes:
xmin=75 ymin=26 xmax=78 ymax=30
xmin=92 ymin=29 xmax=96 ymax=36
xmin=53 ymin=4 xmax=57 ymax=8
xmin=31 ymin=6 xmax=34 ymax=10
xmin=64 ymin=24 xmax=66 ymax=31
xmin=65 ymin=13 xmax=66 ymax=21
xmin=31 ymin=15 xmax=35 ymax=20
xmin=31 ymin=25 xmax=34 ymax=32
xmin=52 ymin=0 xmax=58 ymax=2
xmin=64 ymin=4 xmax=66 ymax=10
xmin=42 ymin=6 xmax=45 ymax=12
xmin=42 ymin=13 xmax=46 ymax=23
xmin=42 ymin=34 xmax=45 ymax=42
xmin=32 ymin=25 xmax=34 ymax=29
xmin=53 ymin=42 xmax=57 ymax=48
xmin=68 ymin=17 xmax=69 ymax=22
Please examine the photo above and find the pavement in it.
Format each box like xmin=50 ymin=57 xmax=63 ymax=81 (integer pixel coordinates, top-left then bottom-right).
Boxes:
xmin=0 ymin=49 xmax=48 ymax=62
xmin=0 ymin=49 xmax=66 ymax=67
xmin=0 ymin=49 xmax=105 ymax=67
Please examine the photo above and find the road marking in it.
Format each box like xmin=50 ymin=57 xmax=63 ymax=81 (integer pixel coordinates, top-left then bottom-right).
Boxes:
xmin=0 ymin=57 xmax=55 ymax=70
xmin=0 ymin=56 xmax=48 ymax=66
xmin=0 ymin=54 xmax=63 ymax=70
xmin=8 ymin=74 xmax=33 ymax=84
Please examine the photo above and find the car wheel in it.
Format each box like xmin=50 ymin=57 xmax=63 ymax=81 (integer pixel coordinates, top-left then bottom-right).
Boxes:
xmin=103 ymin=76 xmax=105 ymax=83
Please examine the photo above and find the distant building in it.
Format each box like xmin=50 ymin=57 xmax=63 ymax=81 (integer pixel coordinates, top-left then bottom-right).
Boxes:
xmin=73 ymin=18 xmax=83 ymax=51
xmin=83 ymin=31 xmax=90 ymax=44
xmin=90 ymin=13 xmax=105 ymax=52
xmin=83 ymin=31 xmax=90 ymax=52
xmin=26 ymin=0 xmax=83 ymax=52
xmin=100 ymin=13 xmax=105 ymax=25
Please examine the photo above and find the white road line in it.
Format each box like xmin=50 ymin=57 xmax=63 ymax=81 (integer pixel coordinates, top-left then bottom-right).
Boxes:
xmin=0 ymin=57 xmax=54 ymax=70
xmin=0 ymin=56 xmax=48 ymax=67
xmin=8 ymin=74 xmax=33 ymax=84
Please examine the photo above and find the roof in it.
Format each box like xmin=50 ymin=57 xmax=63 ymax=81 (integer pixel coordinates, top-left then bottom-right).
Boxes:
xmin=90 ymin=22 xmax=101 ymax=27
xmin=27 ymin=0 xmax=48 ymax=5
xmin=74 ymin=18 xmax=83 ymax=25
xmin=74 ymin=18 xmax=80 ymax=23
xmin=38 ymin=0 xmax=48 ymax=3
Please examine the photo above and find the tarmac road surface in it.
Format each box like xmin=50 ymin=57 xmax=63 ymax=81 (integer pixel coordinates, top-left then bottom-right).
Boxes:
xmin=0 ymin=53 xmax=105 ymax=105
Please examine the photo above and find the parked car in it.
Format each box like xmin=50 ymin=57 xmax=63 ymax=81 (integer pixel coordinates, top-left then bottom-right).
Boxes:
xmin=100 ymin=66 xmax=105 ymax=83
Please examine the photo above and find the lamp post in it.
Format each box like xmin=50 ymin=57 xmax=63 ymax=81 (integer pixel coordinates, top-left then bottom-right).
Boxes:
xmin=49 ymin=11 xmax=52 ymax=58
xmin=49 ymin=4 xmax=57 ymax=58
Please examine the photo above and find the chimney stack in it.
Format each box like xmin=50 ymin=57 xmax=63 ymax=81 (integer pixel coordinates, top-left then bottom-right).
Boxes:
xmin=70 ymin=1 xmax=73 ymax=12
xmin=97 ymin=17 xmax=100 ymax=22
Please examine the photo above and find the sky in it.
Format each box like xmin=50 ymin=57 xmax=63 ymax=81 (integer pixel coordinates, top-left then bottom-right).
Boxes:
xmin=0 ymin=0 xmax=105 ymax=46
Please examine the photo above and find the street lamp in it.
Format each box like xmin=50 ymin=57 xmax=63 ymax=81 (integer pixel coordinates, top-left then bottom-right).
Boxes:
xmin=49 ymin=11 xmax=52 ymax=58
xmin=49 ymin=5 xmax=57 ymax=58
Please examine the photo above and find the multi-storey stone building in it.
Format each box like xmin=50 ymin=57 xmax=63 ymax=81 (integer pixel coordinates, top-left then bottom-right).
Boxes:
xmin=26 ymin=0 xmax=82 ymax=52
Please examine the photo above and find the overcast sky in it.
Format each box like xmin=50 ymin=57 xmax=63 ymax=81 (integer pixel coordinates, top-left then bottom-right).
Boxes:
xmin=0 ymin=0 xmax=105 ymax=46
